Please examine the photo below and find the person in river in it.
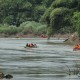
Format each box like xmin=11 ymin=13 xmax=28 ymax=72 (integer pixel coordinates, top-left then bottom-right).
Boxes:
xmin=33 ymin=44 xmax=37 ymax=48
xmin=26 ymin=43 xmax=29 ymax=47
xmin=26 ymin=43 xmax=37 ymax=48
xmin=73 ymin=44 xmax=80 ymax=50
xmin=28 ymin=43 xmax=33 ymax=47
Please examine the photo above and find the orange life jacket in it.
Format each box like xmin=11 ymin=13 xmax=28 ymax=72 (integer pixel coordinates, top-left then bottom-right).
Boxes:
xmin=74 ymin=44 xmax=80 ymax=49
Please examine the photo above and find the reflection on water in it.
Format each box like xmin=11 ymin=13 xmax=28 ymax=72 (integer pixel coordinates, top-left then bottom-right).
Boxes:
xmin=0 ymin=38 xmax=80 ymax=80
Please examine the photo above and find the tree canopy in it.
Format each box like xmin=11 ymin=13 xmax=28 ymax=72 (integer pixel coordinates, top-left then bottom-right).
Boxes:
xmin=0 ymin=0 xmax=80 ymax=37
xmin=0 ymin=0 xmax=53 ymax=26
xmin=40 ymin=0 xmax=80 ymax=36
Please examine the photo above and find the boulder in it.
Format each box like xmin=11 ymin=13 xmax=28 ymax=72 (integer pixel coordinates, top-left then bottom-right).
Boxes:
xmin=64 ymin=32 xmax=80 ymax=45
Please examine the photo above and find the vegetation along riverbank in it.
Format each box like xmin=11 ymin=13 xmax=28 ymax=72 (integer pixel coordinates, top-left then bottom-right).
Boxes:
xmin=0 ymin=0 xmax=80 ymax=44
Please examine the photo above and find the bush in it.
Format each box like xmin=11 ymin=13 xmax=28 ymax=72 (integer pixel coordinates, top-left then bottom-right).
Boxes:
xmin=19 ymin=21 xmax=47 ymax=35
xmin=0 ymin=24 xmax=18 ymax=35
xmin=0 ymin=21 xmax=47 ymax=36
xmin=73 ymin=12 xmax=80 ymax=37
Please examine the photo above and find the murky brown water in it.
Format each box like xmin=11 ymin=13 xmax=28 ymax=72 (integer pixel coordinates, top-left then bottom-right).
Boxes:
xmin=0 ymin=38 xmax=80 ymax=80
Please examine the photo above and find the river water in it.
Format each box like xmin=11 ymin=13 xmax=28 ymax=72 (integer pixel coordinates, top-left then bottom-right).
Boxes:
xmin=0 ymin=38 xmax=80 ymax=80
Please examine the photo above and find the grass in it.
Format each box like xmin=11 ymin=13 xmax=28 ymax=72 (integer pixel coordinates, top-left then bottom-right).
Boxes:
xmin=66 ymin=63 xmax=80 ymax=76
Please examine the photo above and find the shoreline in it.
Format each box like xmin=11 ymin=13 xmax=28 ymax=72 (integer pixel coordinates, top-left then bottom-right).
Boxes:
xmin=0 ymin=33 xmax=70 ymax=38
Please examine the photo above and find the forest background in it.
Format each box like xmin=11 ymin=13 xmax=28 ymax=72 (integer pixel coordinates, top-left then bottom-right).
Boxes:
xmin=0 ymin=0 xmax=80 ymax=38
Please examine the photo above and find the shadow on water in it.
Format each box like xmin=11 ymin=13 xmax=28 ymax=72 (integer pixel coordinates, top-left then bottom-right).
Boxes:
xmin=0 ymin=38 xmax=80 ymax=80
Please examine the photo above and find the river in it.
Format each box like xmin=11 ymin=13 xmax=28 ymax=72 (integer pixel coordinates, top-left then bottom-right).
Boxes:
xmin=0 ymin=38 xmax=80 ymax=80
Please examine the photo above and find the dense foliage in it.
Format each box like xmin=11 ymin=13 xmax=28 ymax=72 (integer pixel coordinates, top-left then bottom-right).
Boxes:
xmin=0 ymin=0 xmax=80 ymax=37
xmin=41 ymin=0 xmax=80 ymax=37
xmin=0 ymin=0 xmax=53 ymax=26
xmin=0 ymin=21 xmax=47 ymax=36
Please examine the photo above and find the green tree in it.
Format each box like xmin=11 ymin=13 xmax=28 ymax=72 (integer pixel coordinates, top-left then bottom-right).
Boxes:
xmin=51 ymin=0 xmax=78 ymax=9
xmin=41 ymin=0 xmax=79 ymax=38
xmin=0 ymin=0 xmax=53 ymax=26
xmin=50 ymin=7 xmax=72 ymax=32
xmin=73 ymin=12 xmax=80 ymax=37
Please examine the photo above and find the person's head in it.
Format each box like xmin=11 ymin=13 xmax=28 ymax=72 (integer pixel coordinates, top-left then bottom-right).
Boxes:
xmin=26 ymin=43 xmax=28 ymax=45
xmin=34 ymin=44 xmax=37 ymax=47
xmin=31 ymin=43 xmax=33 ymax=45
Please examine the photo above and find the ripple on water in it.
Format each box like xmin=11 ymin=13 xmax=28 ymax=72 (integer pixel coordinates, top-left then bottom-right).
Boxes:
xmin=0 ymin=38 xmax=80 ymax=80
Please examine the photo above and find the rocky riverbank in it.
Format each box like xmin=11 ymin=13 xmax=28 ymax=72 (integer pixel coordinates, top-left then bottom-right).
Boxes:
xmin=63 ymin=32 xmax=80 ymax=45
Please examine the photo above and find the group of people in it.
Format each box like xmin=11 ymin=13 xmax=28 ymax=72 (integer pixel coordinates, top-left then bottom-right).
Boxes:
xmin=26 ymin=43 xmax=37 ymax=48
xmin=73 ymin=44 xmax=80 ymax=50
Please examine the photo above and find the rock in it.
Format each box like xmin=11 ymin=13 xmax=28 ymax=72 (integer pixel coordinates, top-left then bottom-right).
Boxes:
xmin=5 ymin=74 xmax=13 ymax=79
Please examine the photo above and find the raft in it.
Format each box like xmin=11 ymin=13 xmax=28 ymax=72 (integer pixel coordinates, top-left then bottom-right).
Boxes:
xmin=73 ymin=48 xmax=80 ymax=51
xmin=73 ymin=44 xmax=80 ymax=51
xmin=24 ymin=46 xmax=37 ymax=48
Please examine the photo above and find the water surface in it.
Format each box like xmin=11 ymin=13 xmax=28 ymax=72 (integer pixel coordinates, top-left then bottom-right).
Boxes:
xmin=0 ymin=38 xmax=80 ymax=80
